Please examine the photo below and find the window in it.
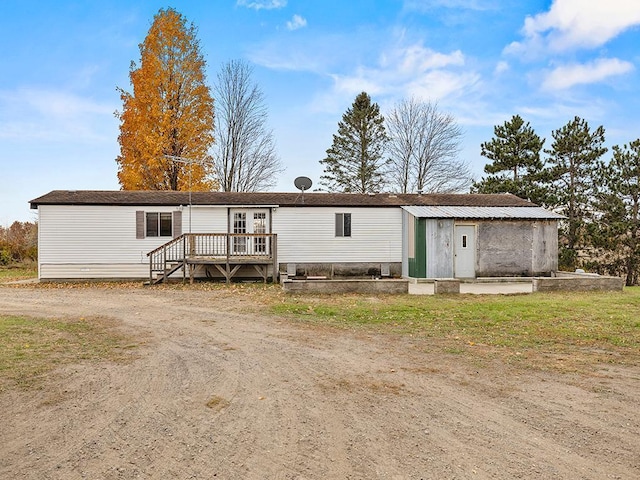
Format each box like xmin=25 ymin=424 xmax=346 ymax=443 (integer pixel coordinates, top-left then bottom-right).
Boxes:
xmin=335 ymin=213 xmax=351 ymax=237
xmin=137 ymin=211 xmax=180 ymax=239
xmin=146 ymin=212 xmax=172 ymax=237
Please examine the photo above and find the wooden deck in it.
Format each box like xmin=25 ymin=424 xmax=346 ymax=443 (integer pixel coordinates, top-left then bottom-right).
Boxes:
xmin=148 ymin=233 xmax=278 ymax=284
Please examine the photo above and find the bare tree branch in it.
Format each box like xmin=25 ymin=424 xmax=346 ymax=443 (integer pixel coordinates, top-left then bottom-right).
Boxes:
xmin=386 ymin=98 xmax=470 ymax=193
xmin=212 ymin=59 xmax=283 ymax=192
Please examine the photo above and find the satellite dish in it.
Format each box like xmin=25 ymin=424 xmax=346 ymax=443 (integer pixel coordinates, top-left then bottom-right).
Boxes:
xmin=294 ymin=176 xmax=313 ymax=192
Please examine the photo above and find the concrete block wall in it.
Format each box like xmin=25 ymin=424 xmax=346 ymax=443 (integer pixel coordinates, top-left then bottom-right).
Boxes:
xmin=279 ymin=262 xmax=402 ymax=279
xmin=282 ymin=279 xmax=409 ymax=294
xmin=533 ymin=275 xmax=624 ymax=292
xmin=434 ymin=279 xmax=460 ymax=294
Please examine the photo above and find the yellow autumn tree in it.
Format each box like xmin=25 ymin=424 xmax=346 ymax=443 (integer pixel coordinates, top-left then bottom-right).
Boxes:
xmin=116 ymin=8 xmax=215 ymax=190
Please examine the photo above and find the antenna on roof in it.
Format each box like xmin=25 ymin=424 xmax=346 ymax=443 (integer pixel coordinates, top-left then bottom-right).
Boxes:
xmin=294 ymin=176 xmax=313 ymax=204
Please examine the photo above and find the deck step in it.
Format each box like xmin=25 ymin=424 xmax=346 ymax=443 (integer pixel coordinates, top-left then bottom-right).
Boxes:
xmin=152 ymin=261 xmax=185 ymax=285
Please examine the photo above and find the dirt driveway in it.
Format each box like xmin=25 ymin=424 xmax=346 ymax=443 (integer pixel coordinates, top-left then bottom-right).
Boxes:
xmin=0 ymin=286 xmax=638 ymax=479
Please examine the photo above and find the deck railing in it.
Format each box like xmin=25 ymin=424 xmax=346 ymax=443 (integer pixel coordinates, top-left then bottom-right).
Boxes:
xmin=148 ymin=233 xmax=277 ymax=281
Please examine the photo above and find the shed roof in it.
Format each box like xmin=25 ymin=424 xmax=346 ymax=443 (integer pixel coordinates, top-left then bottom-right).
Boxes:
xmin=30 ymin=190 xmax=537 ymax=209
xmin=402 ymin=205 xmax=564 ymax=220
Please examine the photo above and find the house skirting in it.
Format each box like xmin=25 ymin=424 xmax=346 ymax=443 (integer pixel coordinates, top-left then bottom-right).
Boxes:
xmin=279 ymin=262 xmax=402 ymax=279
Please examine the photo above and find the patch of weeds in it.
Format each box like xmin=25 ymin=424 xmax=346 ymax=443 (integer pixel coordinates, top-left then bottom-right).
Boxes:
xmin=0 ymin=263 xmax=37 ymax=282
xmin=0 ymin=315 xmax=140 ymax=391
xmin=444 ymin=347 xmax=466 ymax=355
xmin=206 ymin=395 xmax=230 ymax=411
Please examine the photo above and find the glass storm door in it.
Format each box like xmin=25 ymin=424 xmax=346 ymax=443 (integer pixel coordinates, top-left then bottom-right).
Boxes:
xmin=253 ymin=212 xmax=267 ymax=254
xmin=231 ymin=210 xmax=269 ymax=255
xmin=233 ymin=212 xmax=247 ymax=254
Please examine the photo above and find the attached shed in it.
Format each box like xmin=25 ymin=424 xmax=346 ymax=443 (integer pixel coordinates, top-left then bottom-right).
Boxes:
xmin=402 ymin=205 xmax=564 ymax=279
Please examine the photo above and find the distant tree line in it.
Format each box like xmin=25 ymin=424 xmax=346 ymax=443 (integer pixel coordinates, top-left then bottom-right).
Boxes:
xmin=0 ymin=222 xmax=37 ymax=265
xmin=472 ymin=114 xmax=640 ymax=285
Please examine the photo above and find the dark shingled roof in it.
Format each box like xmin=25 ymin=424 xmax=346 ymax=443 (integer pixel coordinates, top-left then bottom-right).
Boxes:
xmin=30 ymin=190 xmax=537 ymax=209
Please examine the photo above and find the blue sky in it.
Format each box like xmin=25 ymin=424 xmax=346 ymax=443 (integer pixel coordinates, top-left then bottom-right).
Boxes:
xmin=2 ymin=0 xmax=640 ymax=222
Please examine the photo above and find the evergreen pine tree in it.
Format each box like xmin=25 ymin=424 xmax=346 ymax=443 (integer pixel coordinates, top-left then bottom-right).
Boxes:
xmin=591 ymin=139 xmax=640 ymax=285
xmin=320 ymin=92 xmax=389 ymax=193
xmin=472 ymin=115 xmax=546 ymax=204
xmin=544 ymin=116 xmax=607 ymax=269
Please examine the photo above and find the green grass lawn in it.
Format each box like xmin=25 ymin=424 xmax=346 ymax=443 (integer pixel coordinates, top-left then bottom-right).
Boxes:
xmin=0 ymin=315 xmax=139 ymax=391
xmin=271 ymin=288 xmax=640 ymax=370
xmin=0 ymin=263 xmax=38 ymax=282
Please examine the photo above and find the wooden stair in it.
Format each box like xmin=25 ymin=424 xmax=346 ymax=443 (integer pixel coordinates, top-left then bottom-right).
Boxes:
xmin=147 ymin=233 xmax=278 ymax=285
xmin=151 ymin=261 xmax=185 ymax=285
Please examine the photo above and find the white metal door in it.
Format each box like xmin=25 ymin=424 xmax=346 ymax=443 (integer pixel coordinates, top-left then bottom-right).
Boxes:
xmin=454 ymin=225 xmax=476 ymax=278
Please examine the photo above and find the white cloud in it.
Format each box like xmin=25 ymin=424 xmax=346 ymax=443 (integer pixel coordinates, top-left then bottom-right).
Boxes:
xmin=249 ymin=31 xmax=478 ymax=113
xmin=334 ymin=43 xmax=474 ymax=98
xmin=313 ymin=42 xmax=479 ymax=113
xmin=237 ymin=0 xmax=286 ymax=10
xmin=0 ymin=88 xmax=115 ymax=142
xmin=508 ymin=0 xmax=640 ymax=55
xmin=381 ymin=43 xmax=464 ymax=72
xmin=494 ymin=61 xmax=509 ymax=74
xmin=542 ymin=58 xmax=634 ymax=90
xmin=286 ymin=14 xmax=307 ymax=31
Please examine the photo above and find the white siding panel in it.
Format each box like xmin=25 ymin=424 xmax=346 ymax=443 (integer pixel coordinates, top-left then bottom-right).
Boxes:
xmin=40 ymin=263 xmax=149 ymax=279
xmin=39 ymin=205 xmax=181 ymax=264
xmin=273 ymin=207 xmax=401 ymax=263
xmin=184 ymin=207 xmax=228 ymax=233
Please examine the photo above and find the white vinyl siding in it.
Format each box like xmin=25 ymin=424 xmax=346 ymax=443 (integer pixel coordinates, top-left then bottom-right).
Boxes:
xmin=39 ymin=263 xmax=150 ymax=279
xmin=38 ymin=205 xmax=185 ymax=266
xmin=37 ymin=204 xmax=402 ymax=278
xmin=273 ymin=207 xmax=401 ymax=263
xmin=186 ymin=207 xmax=228 ymax=233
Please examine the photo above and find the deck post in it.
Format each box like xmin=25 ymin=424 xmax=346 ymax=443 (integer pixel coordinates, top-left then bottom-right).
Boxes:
xmin=225 ymin=233 xmax=231 ymax=285
xmin=182 ymin=235 xmax=186 ymax=284
xmin=189 ymin=234 xmax=196 ymax=256
xmin=272 ymin=234 xmax=278 ymax=283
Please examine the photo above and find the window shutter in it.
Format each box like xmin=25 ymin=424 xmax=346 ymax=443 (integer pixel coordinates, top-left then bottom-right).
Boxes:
xmin=335 ymin=213 xmax=343 ymax=237
xmin=173 ymin=210 xmax=182 ymax=238
xmin=136 ymin=211 xmax=145 ymax=239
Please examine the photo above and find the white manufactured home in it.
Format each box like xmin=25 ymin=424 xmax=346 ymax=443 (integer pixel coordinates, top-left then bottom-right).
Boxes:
xmin=29 ymin=190 xmax=563 ymax=283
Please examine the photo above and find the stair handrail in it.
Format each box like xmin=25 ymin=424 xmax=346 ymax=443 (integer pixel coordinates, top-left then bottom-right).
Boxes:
xmin=147 ymin=234 xmax=187 ymax=257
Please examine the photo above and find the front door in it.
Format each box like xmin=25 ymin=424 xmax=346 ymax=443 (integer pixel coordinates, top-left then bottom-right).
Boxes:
xmin=454 ymin=225 xmax=476 ymax=278
xmin=231 ymin=209 xmax=269 ymax=254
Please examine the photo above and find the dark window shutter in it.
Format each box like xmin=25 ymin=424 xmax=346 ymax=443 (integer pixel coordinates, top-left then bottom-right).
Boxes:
xmin=173 ymin=211 xmax=182 ymax=238
xmin=136 ymin=211 xmax=145 ymax=239
xmin=335 ymin=213 xmax=343 ymax=236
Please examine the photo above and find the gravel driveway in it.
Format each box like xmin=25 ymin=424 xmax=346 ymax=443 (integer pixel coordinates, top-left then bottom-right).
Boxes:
xmin=0 ymin=286 xmax=638 ymax=479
